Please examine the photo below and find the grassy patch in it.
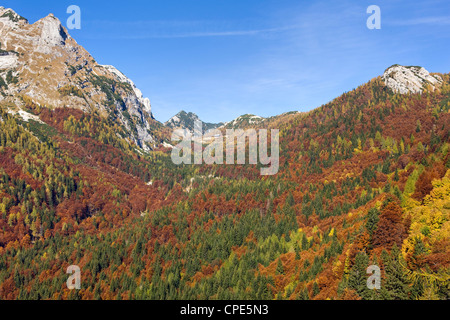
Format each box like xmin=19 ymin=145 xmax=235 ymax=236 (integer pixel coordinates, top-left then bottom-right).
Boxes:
xmin=58 ymin=85 xmax=83 ymax=98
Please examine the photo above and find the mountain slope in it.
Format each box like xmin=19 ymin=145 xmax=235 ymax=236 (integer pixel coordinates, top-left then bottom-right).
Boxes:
xmin=0 ymin=7 xmax=162 ymax=150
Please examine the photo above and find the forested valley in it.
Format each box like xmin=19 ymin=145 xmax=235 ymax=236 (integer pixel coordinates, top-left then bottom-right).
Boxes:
xmin=1 ymin=73 xmax=449 ymax=300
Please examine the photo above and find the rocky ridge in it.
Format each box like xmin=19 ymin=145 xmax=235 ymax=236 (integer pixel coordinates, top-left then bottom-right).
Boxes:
xmin=382 ymin=65 xmax=443 ymax=95
xmin=165 ymin=110 xmax=223 ymax=136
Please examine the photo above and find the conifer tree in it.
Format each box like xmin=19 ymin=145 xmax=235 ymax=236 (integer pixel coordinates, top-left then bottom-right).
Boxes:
xmin=381 ymin=246 xmax=411 ymax=300
xmin=348 ymin=252 xmax=371 ymax=299
xmin=276 ymin=258 xmax=284 ymax=275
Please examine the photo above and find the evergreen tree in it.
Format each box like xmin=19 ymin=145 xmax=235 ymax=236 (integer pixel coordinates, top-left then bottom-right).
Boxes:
xmin=276 ymin=258 xmax=284 ymax=275
xmin=381 ymin=246 xmax=411 ymax=300
xmin=348 ymin=252 xmax=371 ymax=299
xmin=312 ymin=282 xmax=320 ymax=297
xmin=365 ymin=208 xmax=380 ymax=236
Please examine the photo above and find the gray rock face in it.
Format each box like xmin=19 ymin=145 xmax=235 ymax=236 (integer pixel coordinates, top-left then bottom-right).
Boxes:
xmin=382 ymin=65 xmax=442 ymax=95
xmin=100 ymin=65 xmax=154 ymax=150
xmin=34 ymin=14 xmax=68 ymax=54
xmin=101 ymin=65 xmax=152 ymax=116
xmin=0 ymin=52 xmax=18 ymax=69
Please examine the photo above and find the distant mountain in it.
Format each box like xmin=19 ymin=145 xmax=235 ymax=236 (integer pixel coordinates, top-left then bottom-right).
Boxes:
xmin=221 ymin=111 xmax=301 ymax=131
xmin=165 ymin=110 xmax=223 ymax=135
xmin=222 ymin=114 xmax=265 ymax=129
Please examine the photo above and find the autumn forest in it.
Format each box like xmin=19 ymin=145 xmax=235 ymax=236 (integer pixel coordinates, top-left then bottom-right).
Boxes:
xmin=0 ymin=68 xmax=449 ymax=301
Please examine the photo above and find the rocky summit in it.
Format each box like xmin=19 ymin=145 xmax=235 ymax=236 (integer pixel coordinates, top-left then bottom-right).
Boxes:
xmin=382 ymin=64 xmax=443 ymax=95
xmin=165 ymin=110 xmax=223 ymax=136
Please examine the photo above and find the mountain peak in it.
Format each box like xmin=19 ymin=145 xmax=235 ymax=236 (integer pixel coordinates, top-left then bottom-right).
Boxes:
xmin=382 ymin=65 xmax=443 ymax=95
xmin=224 ymin=114 xmax=265 ymax=129
xmin=165 ymin=110 xmax=222 ymax=134
xmin=178 ymin=110 xmax=197 ymax=118
xmin=165 ymin=111 xmax=199 ymax=128
xmin=0 ymin=9 xmax=158 ymax=151
xmin=34 ymin=13 xmax=69 ymax=51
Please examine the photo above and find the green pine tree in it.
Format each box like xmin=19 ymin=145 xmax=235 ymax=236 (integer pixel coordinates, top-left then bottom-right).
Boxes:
xmin=276 ymin=258 xmax=284 ymax=275
xmin=381 ymin=245 xmax=411 ymax=300
xmin=348 ymin=252 xmax=371 ymax=299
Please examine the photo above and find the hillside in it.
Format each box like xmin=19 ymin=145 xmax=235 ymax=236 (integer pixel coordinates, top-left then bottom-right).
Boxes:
xmin=0 ymin=61 xmax=449 ymax=299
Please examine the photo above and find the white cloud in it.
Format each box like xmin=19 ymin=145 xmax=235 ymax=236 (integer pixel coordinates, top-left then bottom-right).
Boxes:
xmin=83 ymin=19 xmax=297 ymax=39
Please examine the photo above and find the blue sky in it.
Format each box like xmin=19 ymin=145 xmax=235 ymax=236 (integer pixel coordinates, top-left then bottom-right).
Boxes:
xmin=3 ymin=0 xmax=450 ymax=123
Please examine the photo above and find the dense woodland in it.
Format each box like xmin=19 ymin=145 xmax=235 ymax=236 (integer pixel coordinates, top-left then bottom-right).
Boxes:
xmin=0 ymin=73 xmax=449 ymax=300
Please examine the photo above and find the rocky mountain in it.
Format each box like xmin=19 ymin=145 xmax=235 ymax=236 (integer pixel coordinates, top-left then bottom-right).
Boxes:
xmin=221 ymin=111 xmax=302 ymax=131
xmin=0 ymin=7 xmax=159 ymax=150
xmin=165 ymin=110 xmax=223 ymax=135
xmin=382 ymin=64 xmax=443 ymax=95
xmin=101 ymin=65 xmax=152 ymax=116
